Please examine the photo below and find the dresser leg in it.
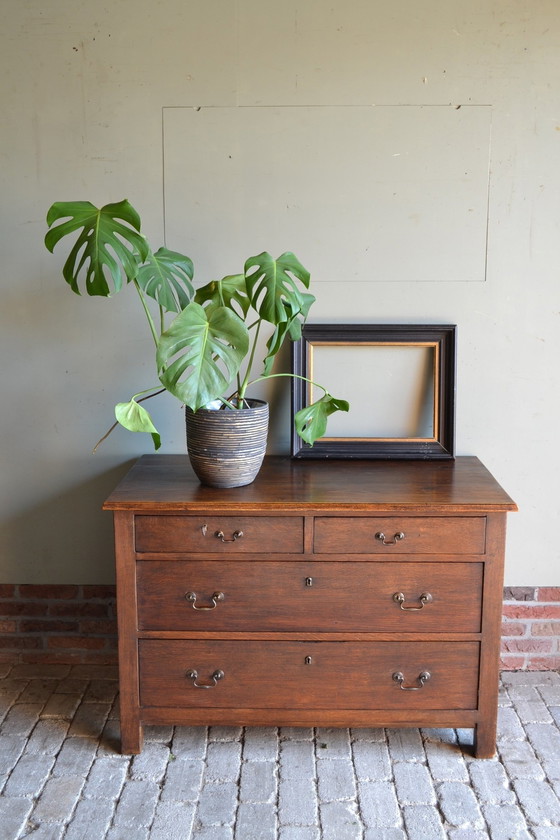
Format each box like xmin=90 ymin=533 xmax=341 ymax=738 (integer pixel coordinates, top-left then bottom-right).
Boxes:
xmin=120 ymin=717 xmax=144 ymax=755
xmin=473 ymin=721 xmax=497 ymax=759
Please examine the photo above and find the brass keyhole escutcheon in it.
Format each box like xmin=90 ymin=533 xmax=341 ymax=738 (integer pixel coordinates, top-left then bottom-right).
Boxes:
xmin=305 ymin=656 xmax=313 ymax=665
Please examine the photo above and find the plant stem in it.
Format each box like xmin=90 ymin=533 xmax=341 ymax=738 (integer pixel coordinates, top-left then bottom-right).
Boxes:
xmin=238 ymin=318 xmax=262 ymax=401
xmin=248 ymin=372 xmax=330 ymax=397
xmin=133 ymin=279 xmax=159 ymax=347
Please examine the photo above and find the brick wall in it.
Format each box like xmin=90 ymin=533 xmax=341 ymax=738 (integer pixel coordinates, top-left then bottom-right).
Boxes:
xmin=0 ymin=585 xmax=117 ymax=665
xmin=0 ymin=584 xmax=559 ymax=669
xmin=501 ymin=586 xmax=560 ymax=671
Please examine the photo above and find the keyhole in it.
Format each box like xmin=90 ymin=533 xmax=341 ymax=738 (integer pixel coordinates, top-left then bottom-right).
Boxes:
xmin=305 ymin=656 xmax=313 ymax=665
xmin=305 ymin=577 xmax=313 ymax=587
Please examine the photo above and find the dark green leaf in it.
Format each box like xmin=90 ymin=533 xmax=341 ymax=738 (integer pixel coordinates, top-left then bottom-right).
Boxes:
xmin=295 ymin=394 xmax=350 ymax=445
xmin=156 ymin=302 xmax=249 ymax=411
xmin=136 ymin=247 xmax=194 ymax=313
xmin=115 ymin=398 xmax=161 ymax=450
xmin=194 ymin=274 xmax=250 ymax=317
xmin=244 ymin=251 xmax=310 ymax=326
xmin=45 ymin=199 xmax=149 ymax=296
xmin=262 ymin=291 xmax=316 ymax=376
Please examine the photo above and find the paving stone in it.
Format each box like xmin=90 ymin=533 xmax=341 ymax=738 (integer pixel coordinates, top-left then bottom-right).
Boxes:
xmin=235 ymin=802 xmax=277 ymax=839
xmin=17 ymin=680 xmax=58 ymax=704
xmin=239 ymin=760 xmax=277 ymax=803
xmin=351 ymin=727 xmax=386 ymax=742
xmin=3 ymin=753 xmax=54 ymax=797
xmin=508 ymin=686 xmax=554 ymax=724
xmin=18 ymin=824 xmax=64 ymax=840
xmin=144 ymin=724 xmax=174 ymax=743
xmin=352 ymin=740 xmax=391 ymax=780
xmin=319 ymin=801 xmax=362 ymax=839
xmin=496 ymin=739 xmax=545 ymax=780
xmin=242 ymin=727 xmax=279 ymax=761
xmin=512 ymin=777 xmax=560 ymax=825
xmin=280 ymin=740 xmax=315 ymax=779
xmin=55 ymin=679 xmax=89 ymax=696
xmin=1 ymin=703 xmax=43 ymax=736
xmin=31 ymin=776 xmax=84 ymax=824
xmin=501 ymin=671 xmax=560 ymax=687
xmin=387 ymin=727 xmax=425 ymax=762
xmin=402 ymin=804 xmax=446 ymax=840
xmin=482 ymin=803 xmax=531 ymax=840
xmin=422 ymin=728 xmax=458 ymax=746
xmin=25 ymin=720 xmax=70 ymax=756
xmin=63 ymin=795 xmax=115 ymax=840
xmin=532 ymin=829 xmax=560 ymax=839
xmin=67 ymin=702 xmax=111 ymax=739
xmin=438 ymin=781 xmax=484 ymax=829
xmin=40 ymin=694 xmax=82 ymax=721
xmin=82 ymin=679 xmax=119 ymax=703
xmin=280 ymin=727 xmax=314 ymax=741
xmin=162 ymin=758 xmax=204 ymax=802
xmin=525 ymin=722 xmax=560 ymax=777
xmin=10 ymin=665 xmax=70 ymax=680
xmin=448 ymin=830 xmax=490 ymax=840
xmin=496 ymin=707 xmax=526 ymax=741
xmin=393 ymin=761 xmax=436 ymax=805
xmin=358 ymin=780 xmax=400 ymax=828
xmin=83 ymin=755 xmax=129 ymax=800
xmin=0 ymin=734 xmax=25 ymax=775
xmin=0 ymin=795 xmax=33 ymax=838
xmin=205 ymin=739 xmax=242 ymax=781
xmin=105 ymin=826 xmax=149 ymax=840
xmin=130 ymin=740 xmax=170 ymax=781
xmin=112 ymin=779 xmax=161 ymax=828
xmin=425 ymin=740 xmax=469 ymax=781
xmin=279 ymin=827 xmax=321 ymax=840
xmin=278 ymin=775 xmax=318 ymax=825
xmin=468 ymin=760 xmax=515 ymax=804
xmin=51 ymin=736 xmax=98 ymax=777
xmin=192 ymin=827 xmax=233 ymax=840
xmin=209 ymin=725 xmax=243 ymax=742
xmin=317 ymin=757 xmax=356 ymax=801
xmin=149 ymin=800 xmax=196 ymax=840
xmin=196 ymin=780 xmax=238 ymax=826
xmin=315 ymin=728 xmax=351 ymax=759
xmin=171 ymin=726 xmax=208 ymax=759
xmin=537 ymin=684 xmax=560 ymax=705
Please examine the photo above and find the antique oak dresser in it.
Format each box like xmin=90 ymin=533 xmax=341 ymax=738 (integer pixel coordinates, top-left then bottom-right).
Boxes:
xmin=103 ymin=455 xmax=517 ymax=758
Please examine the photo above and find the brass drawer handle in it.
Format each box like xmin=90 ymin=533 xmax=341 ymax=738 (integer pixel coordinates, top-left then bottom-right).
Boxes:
xmin=215 ymin=530 xmax=244 ymax=543
xmin=393 ymin=592 xmax=433 ymax=611
xmin=185 ymin=591 xmax=225 ymax=610
xmin=392 ymin=670 xmax=431 ymax=690
xmin=375 ymin=531 xmax=405 ymax=546
xmin=186 ymin=669 xmax=224 ymax=688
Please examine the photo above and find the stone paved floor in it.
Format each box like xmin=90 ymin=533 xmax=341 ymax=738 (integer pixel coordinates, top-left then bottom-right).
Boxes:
xmin=0 ymin=665 xmax=559 ymax=840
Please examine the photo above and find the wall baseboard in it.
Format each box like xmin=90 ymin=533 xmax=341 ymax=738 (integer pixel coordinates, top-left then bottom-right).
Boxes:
xmin=1 ymin=584 xmax=559 ymax=669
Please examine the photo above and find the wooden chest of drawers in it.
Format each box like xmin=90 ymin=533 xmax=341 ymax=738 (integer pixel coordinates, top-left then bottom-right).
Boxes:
xmin=103 ymin=455 xmax=516 ymax=758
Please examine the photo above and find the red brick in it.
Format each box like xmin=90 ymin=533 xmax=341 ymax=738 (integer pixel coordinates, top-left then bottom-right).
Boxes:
xmin=500 ymin=654 xmax=526 ymax=670
xmin=82 ymin=585 xmax=116 ymax=599
xmin=0 ymin=585 xmax=16 ymax=598
xmin=503 ymin=638 xmax=554 ymax=653
xmin=0 ymin=602 xmax=49 ymax=616
xmin=530 ymin=622 xmax=560 ymax=637
xmin=47 ymin=636 xmax=106 ymax=650
xmin=78 ymin=619 xmax=117 ymax=635
xmin=537 ymin=587 xmax=560 ymax=602
xmin=19 ymin=585 xmax=79 ymax=600
xmin=501 ymin=621 xmax=526 ymax=636
xmin=0 ymin=636 xmax=42 ymax=649
xmin=527 ymin=655 xmax=560 ymax=670
xmin=503 ymin=605 xmax=560 ymax=619
xmin=48 ymin=602 xmax=108 ymax=617
xmin=0 ymin=620 xmax=17 ymax=633
xmin=19 ymin=619 xmax=79 ymax=633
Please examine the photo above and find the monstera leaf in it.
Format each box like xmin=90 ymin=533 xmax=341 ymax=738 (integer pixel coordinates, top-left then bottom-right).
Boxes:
xmin=262 ymin=291 xmax=316 ymax=376
xmin=244 ymin=252 xmax=310 ymax=326
xmin=136 ymin=247 xmax=194 ymax=313
xmin=157 ymin=302 xmax=249 ymax=411
xmin=194 ymin=274 xmax=250 ymax=318
xmin=295 ymin=394 xmax=350 ymax=445
xmin=45 ymin=200 xmax=149 ymax=296
xmin=115 ymin=397 xmax=161 ymax=450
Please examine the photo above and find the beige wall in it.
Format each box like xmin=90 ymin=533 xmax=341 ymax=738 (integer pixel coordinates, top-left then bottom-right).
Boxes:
xmin=1 ymin=1 xmax=559 ymax=584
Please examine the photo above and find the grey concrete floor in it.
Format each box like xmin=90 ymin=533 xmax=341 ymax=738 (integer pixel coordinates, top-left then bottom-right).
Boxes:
xmin=0 ymin=664 xmax=559 ymax=839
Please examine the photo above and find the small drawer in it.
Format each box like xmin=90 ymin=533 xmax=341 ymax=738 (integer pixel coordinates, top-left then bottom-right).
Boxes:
xmin=135 ymin=516 xmax=304 ymax=554
xmin=137 ymin=560 xmax=483 ymax=633
xmin=139 ymin=639 xmax=480 ymax=711
xmin=314 ymin=517 xmax=486 ymax=555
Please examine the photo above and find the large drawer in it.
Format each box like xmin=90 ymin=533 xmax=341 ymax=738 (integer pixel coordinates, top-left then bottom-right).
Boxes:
xmin=135 ymin=516 xmax=304 ymax=554
xmin=139 ymin=640 xmax=480 ymax=710
xmin=314 ymin=517 xmax=486 ymax=555
xmin=136 ymin=560 xmax=483 ymax=632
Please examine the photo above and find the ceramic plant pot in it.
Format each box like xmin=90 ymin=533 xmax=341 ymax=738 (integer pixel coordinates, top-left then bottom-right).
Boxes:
xmin=185 ymin=399 xmax=269 ymax=488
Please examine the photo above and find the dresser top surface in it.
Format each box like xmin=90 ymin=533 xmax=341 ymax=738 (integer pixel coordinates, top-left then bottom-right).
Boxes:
xmin=103 ymin=455 xmax=517 ymax=513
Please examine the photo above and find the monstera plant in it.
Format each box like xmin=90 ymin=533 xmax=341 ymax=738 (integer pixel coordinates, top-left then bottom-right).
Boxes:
xmin=45 ymin=199 xmax=348 ymax=453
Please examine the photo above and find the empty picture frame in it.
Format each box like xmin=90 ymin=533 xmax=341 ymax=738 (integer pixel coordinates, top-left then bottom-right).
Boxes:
xmin=291 ymin=324 xmax=456 ymax=459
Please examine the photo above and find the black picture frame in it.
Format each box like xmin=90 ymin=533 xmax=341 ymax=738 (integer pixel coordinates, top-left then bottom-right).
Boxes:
xmin=291 ymin=324 xmax=456 ymax=460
